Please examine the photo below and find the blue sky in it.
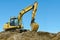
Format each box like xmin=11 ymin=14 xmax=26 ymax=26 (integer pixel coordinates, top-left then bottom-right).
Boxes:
xmin=0 ymin=0 xmax=60 ymax=33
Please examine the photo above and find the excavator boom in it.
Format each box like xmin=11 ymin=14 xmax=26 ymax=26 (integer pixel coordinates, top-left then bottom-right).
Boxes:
xmin=18 ymin=5 xmax=33 ymax=25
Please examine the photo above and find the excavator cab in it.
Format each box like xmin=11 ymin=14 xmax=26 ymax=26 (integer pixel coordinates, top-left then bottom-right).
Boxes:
xmin=4 ymin=17 xmax=27 ymax=32
xmin=4 ymin=17 xmax=23 ymax=31
xmin=10 ymin=17 xmax=18 ymax=26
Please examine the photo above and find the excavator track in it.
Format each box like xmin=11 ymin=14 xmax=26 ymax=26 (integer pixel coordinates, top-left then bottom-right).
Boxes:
xmin=5 ymin=28 xmax=27 ymax=33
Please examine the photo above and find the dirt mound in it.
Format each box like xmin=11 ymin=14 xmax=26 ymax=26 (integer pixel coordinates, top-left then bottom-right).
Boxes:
xmin=0 ymin=31 xmax=60 ymax=40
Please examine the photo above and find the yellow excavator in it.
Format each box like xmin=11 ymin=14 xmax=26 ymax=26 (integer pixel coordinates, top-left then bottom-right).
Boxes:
xmin=3 ymin=2 xmax=39 ymax=32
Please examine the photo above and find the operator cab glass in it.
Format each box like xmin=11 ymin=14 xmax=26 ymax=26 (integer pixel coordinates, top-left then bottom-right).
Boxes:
xmin=10 ymin=17 xmax=18 ymax=26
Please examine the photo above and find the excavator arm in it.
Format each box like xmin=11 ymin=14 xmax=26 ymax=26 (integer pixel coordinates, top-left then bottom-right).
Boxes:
xmin=18 ymin=2 xmax=39 ymax=31
xmin=31 ymin=2 xmax=38 ymax=23
xmin=31 ymin=2 xmax=39 ymax=31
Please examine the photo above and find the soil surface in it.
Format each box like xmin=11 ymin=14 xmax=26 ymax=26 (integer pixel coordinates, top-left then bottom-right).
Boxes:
xmin=0 ymin=31 xmax=60 ymax=40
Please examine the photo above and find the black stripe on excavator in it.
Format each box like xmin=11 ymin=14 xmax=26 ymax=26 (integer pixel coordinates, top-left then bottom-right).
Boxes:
xmin=31 ymin=18 xmax=35 ymax=24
